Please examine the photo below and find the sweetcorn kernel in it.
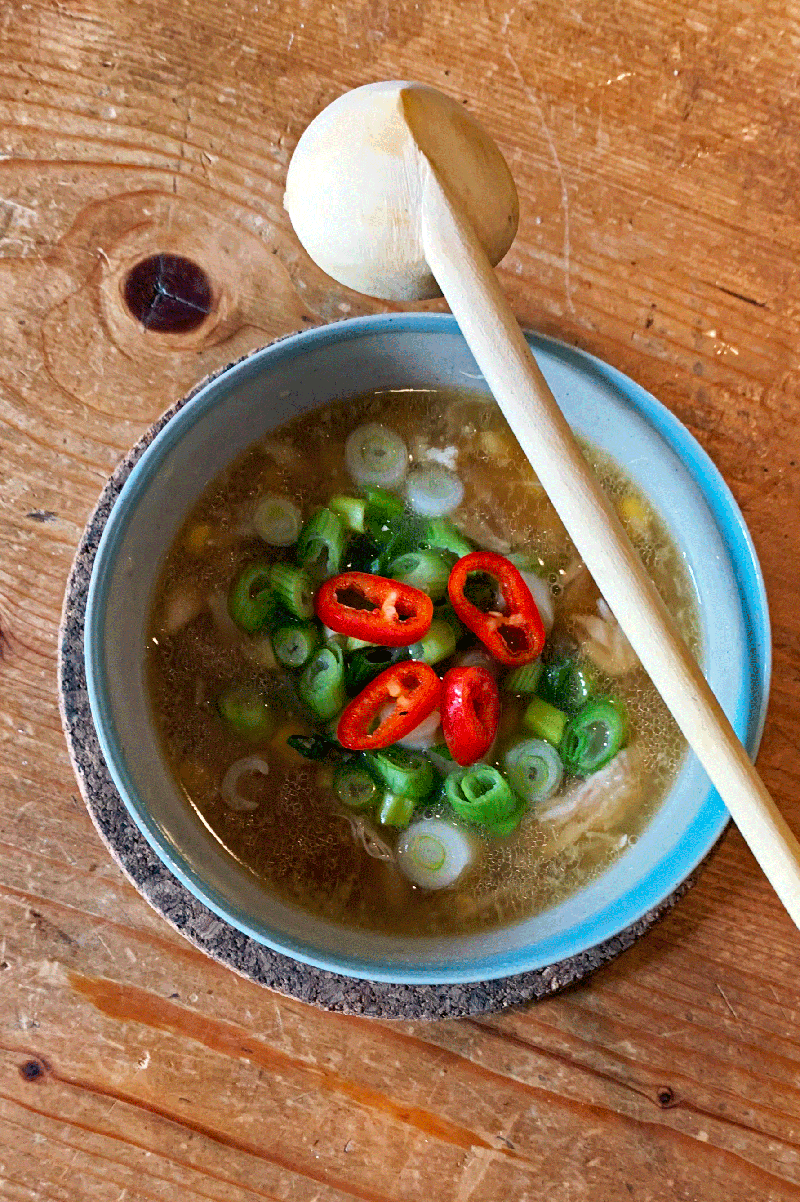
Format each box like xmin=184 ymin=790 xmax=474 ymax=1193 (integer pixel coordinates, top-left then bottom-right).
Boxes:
xmin=185 ymin=522 xmax=212 ymax=554
xmin=616 ymin=494 xmax=651 ymax=538
xmin=270 ymin=723 xmax=313 ymax=767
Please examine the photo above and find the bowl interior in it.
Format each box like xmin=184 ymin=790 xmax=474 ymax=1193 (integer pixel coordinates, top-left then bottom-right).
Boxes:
xmin=85 ymin=314 xmax=770 ymax=984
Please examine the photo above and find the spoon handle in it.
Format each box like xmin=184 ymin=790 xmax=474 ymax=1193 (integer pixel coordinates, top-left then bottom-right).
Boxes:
xmin=420 ymin=166 xmax=800 ymax=928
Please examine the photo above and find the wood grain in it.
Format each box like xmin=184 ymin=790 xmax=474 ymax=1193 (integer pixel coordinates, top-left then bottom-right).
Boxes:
xmin=2 ymin=1 xmax=800 ymax=1199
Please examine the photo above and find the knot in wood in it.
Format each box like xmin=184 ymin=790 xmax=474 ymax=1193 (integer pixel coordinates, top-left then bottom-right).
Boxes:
xmin=124 ymin=254 xmax=212 ymax=333
xmin=19 ymin=1058 xmax=48 ymax=1082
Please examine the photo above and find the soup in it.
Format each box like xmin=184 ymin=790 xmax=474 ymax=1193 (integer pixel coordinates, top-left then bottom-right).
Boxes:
xmin=148 ymin=389 xmax=698 ymax=936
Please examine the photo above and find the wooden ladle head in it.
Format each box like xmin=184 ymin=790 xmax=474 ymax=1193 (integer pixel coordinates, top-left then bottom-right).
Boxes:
xmin=284 ymin=80 xmax=519 ymax=301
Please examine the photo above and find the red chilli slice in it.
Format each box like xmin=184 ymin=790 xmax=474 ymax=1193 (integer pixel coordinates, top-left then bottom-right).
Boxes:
xmin=448 ymin=551 xmax=545 ymax=667
xmin=441 ymin=666 xmax=501 ymax=766
xmin=337 ymin=662 xmax=442 ymax=751
xmin=316 ymin=571 xmax=433 ymax=647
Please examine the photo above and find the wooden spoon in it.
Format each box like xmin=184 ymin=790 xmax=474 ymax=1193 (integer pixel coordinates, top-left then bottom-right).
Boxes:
xmin=285 ymin=81 xmax=800 ymax=928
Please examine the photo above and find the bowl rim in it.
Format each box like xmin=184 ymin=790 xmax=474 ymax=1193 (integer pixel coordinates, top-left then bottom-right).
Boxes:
xmin=84 ymin=312 xmax=771 ymax=984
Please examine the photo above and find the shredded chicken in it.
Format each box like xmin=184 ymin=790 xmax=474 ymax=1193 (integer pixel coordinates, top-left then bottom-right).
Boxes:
xmin=574 ymin=598 xmax=639 ymax=676
xmin=412 ymin=438 xmax=459 ymax=470
xmin=536 ymin=747 xmax=644 ymax=858
xmin=397 ymin=708 xmax=442 ymax=749
xmin=518 ymin=570 xmax=555 ymax=634
xmin=161 ymin=586 xmax=204 ymax=636
xmin=207 ymin=589 xmax=243 ymax=646
xmin=454 ymin=509 xmax=512 ymax=554
xmin=560 ymin=556 xmax=588 ymax=588
xmin=341 ymin=813 xmax=394 ymax=861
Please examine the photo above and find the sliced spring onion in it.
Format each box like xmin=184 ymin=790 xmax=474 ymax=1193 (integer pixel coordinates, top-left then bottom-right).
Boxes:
xmin=297 ymin=508 xmax=345 ymax=578
xmin=345 ymin=423 xmax=408 ymax=488
xmin=253 ymin=495 xmax=301 ymax=546
xmin=378 ymin=792 xmax=416 ymax=828
xmin=539 ymin=655 xmax=596 ymax=714
xmin=396 ymin=818 xmax=476 ymax=888
xmin=503 ymin=661 xmax=543 ymax=694
xmin=334 ymin=761 xmax=381 ymax=810
xmin=371 ymin=516 xmax=427 ymax=574
xmin=329 ymin=495 xmax=366 ymax=533
xmin=406 ymin=464 xmax=464 ymax=518
xmin=428 ymin=741 xmax=460 ymax=777
xmin=228 ymin=562 xmax=274 ymax=633
xmin=522 ymin=696 xmax=568 ymax=747
xmin=389 ymin=549 xmax=451 ymax=600
xmin=423 ymin=517 xmax=473 ymax=559
xmin=298 ymin=643 xmax=346 ymax=722
xmin=286 ymin=733 xmax=341 ymax=761
xmin=345 ymin=636 xmax=377 ymax=653
xmin=560 ymin=697 xmax=628 ymax=776
xmin=270 ymin=563 xmax=314 ymax=619
xmin=503 ymin=738 xmax=563 ymax=804
xmin=220 ymin=755 xmax=270 ymax=812
xmin=217 ymin=685 xmax=276 ymax=741
xmin=344 ymin=645 xmax=409 ymax=697
xmin=434 ymin=602 xmax=466 ymax=642
xmin=433 ymin=611 xmax=467 ymax=657
xmin=406 ymin=617 xmax=457 ymax=666
xmin=444 ymin=765 xmax=525 ymax=836
xmin=368 ymin=746 xmax=435 ymax=799
xmin=363 ymin=486 xmax=406 ymax=538
xmin=397 ymin=707 xmax=441 ymax=750
xmin=344 ymin=531 xmax=382 ymax=572
xmin=361 ymin=490 xmax=427 ymax=573
xmin=272 ymin=623 xmax=319 ymax=668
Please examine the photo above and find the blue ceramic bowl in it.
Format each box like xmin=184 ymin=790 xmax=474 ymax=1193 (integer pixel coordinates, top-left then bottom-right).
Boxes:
xmin=85 ymin=314 xmax=770 ymax=984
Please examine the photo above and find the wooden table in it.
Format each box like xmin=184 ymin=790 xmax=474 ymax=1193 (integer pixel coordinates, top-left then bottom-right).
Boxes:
xmin=2 ymin=1 xmax=800 ymax=1198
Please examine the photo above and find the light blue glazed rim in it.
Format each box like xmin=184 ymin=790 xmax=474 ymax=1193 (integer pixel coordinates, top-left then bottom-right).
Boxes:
xmin=85 ymin=313 xmax=771 ymax=985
